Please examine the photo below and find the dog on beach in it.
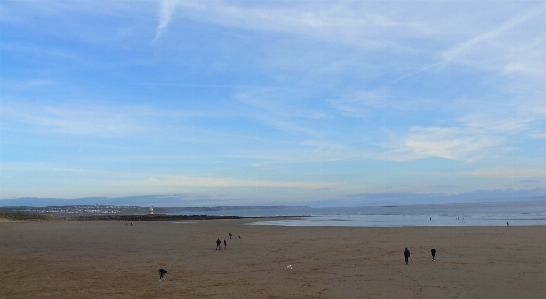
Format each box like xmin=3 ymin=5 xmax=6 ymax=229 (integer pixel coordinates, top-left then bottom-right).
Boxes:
xmin=158 ymin=269 xmax=167 ymax=281
xmin=285 ymin=265 xmax=292 ymax=270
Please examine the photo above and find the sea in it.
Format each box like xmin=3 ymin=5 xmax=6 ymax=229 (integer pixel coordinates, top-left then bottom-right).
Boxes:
xmin=173 ymin=200 xmax=546 ymax=227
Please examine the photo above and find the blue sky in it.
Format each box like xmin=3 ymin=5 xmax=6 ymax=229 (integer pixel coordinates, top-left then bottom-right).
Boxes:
xmin=1 ymin=0 xmax=545 ymax=207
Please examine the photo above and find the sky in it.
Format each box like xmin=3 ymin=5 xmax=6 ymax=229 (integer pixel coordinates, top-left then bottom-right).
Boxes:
xmin=1 ymin=0 xmax=545 ymax=207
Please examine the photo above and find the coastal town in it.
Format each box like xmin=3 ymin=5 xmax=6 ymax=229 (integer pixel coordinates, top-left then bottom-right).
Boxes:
xmin=0 ymin=204 xmax=309 ymax=217
xmin=0 ymin=205 xmax=148 ymax=216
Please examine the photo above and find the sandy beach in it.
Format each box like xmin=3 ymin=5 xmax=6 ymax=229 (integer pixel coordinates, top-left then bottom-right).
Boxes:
xmin=1 ymin=219 xmax=545 ymax=299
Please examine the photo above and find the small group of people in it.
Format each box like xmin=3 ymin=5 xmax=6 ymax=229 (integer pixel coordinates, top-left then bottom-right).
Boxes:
xmin=404 ymin=247 xmax=436 ymax=264
xmin=216 ymin=238 xmax=227 ymax=250
xmin=217 ymin=232 xmax=240 ymax=250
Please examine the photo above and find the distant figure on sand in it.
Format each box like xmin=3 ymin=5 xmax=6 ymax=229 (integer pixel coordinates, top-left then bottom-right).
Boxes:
xmin=507 ymin=222 xmax=509 ymax=227
xmin=431 ymin=248 xmax=436 ymax=261
xmin=224 ymin=239 xmax=227 ymax=250
xmin=158 ymin=269 xmax=167 ymax=281
xmin=216 ymin=239 xmax=222 ymax=250
xmin=404 ymin=247 xmax=411 ymax=264
xmin=229 ymin=232 xmax=232 ymax=239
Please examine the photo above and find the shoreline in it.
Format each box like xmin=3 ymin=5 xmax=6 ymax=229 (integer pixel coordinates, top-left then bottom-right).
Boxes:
xmin=2 ymin=213 xmax=545 ymax=227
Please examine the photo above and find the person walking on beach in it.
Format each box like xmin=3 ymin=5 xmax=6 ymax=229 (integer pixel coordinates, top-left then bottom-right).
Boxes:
xmin=229 ymin=232 xmax=232 ymax=239
xmin=158 ymin=269 xmax=167 ymax=281
xmin=431 ymin=248 xmax=436 ymax=261
xmin=404 ymin=247 xmax=411 ymax=264
xmin=216 ymin=238 xmax=222 ymax=250
xmin=224 ymin=239 xmax=227 ymax=250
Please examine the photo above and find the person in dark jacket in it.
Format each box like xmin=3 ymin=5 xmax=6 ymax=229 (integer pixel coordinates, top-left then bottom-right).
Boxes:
xmin=216 ymin=238 xmax=222 ymax=250
xmin=158 ymin=269 xmax=167 ymax=281
xmin=431 ymin=248 xmax=436 ymax=261
xmin=404 ymin=247 xmax=411 ymax=264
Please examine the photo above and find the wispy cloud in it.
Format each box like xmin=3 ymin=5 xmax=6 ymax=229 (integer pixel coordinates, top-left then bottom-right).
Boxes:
xmin=236 ymin=89 xmax=327 ymax=120
xmin=1 ymin=79 xmax=56 ymax=90
xmin=382 ymin=126 xmax=503 ymax=161
xmin=329 ymin=90 xmax=391 ymax=118
xmin=151 ymin=0 xmax=427 ymax=49
xmin=469 ymin=168 xmax=546 ymax=179
xmin=459 ymin=114 xmax=531 ymax=135
xmin=442 ymin=3 xmax=546 ymax=63
xmin=1 ymin=42 xmax=80 ymax=60
xmin=502 ymin=38 xmax=546 ymax=78
xmin=0 ymin=98 xmax=235 ymax=138
xmin=529 ymin=132 xmax=546 ymax=140
xmin=1 ymin=101 xmax=149 ymax=137
xmin=138 ymin=175 xmax=343 ymax=189
xmin=152 ymin=0 xmax=178 ymax=42
xmin=235 ymin=89 xmax=327 ymax=137
xmin=440 ymin=2 xmax=546 ymax=78
xmin=329 ymin=90 xmax=438 ymax=118
xmin=352 ymin=93 xmax=541 ymax=162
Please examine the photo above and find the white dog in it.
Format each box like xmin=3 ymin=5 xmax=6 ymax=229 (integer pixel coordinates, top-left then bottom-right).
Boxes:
xmin=285 ymin=265 xmax=292 ymax=270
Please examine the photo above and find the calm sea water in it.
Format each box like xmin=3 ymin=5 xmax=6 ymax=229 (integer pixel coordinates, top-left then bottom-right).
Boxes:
xmin=172 ymin=200 xmax=546 ymax=227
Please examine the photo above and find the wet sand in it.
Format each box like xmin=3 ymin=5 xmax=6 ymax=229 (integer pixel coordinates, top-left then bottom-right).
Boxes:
xmin=1 ymin=219 xmax=545 ymax=298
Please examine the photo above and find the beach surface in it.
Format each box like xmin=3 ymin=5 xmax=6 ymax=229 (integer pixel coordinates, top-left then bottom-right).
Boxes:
xmin=1 ymin=219 xmax=545 ymax=298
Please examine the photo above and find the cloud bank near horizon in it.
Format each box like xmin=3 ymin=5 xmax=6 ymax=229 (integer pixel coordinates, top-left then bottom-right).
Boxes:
xmin=4 ymin=188 xmax=546 ymax=208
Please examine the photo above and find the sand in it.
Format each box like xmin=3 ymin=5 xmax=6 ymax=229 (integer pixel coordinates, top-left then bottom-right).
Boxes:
xmin=1 ymin=219 xmax=545 ymax=299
